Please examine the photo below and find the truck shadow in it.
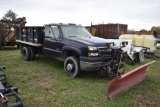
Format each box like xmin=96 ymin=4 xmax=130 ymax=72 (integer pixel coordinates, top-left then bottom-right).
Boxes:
xmin=80 ymin=71 xmax=111 ymax=81
xmin=35 ymin=55 xmax=111 ymax=81
xmin=0 ymin=46 xmax=19 ymax=51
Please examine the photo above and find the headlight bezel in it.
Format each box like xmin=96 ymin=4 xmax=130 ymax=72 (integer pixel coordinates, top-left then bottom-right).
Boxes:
xmin=88 ymin=46 xmax=99 ymax=57
xmin=88 ymin=46 xmax=98 ymax=51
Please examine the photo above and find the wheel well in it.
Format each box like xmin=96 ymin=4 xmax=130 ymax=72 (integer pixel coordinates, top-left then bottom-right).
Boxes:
xmin=20 ymin=43 xmax=32 ymax=47
xmin=134 ymin=53 xmax=140 ymax=63
xmin=63 ymin=50 xmax=79 ymax=61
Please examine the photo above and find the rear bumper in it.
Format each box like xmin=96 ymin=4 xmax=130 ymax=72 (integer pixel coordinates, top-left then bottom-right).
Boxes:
xmin=80 ymin=56 xmax=111 ymax=71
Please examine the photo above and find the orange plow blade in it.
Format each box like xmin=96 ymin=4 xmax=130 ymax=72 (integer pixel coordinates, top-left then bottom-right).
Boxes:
xmin=106 ymin=61 xmax=155 ymax=100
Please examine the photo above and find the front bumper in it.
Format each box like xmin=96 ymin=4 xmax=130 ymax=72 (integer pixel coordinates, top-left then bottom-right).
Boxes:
xmin=80 ymin=56 xmax=111 ymax=71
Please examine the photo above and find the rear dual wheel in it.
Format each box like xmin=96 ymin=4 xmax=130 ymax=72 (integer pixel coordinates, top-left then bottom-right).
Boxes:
xmin=28 ymin=47 xmax=35 ymax=60
xmin=22 ymin=46 xmax=35 ymax=61
xmin=22 ymin=47 xmax=30 ymax=61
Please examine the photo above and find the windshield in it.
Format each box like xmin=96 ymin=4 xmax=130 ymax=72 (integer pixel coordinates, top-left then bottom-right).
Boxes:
xmin=61 ymin=25 xmax=92 ymax=38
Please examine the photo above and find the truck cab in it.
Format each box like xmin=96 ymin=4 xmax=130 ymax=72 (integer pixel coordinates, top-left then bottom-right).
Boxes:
xmin=16 ymin=23 xmax=125 ymax=78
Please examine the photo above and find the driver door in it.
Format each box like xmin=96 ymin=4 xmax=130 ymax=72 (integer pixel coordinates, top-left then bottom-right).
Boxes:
xmin=43 ymin=25 xmax=62 ymax=60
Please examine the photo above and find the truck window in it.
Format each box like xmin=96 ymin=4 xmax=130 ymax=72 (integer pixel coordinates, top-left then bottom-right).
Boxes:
xmin=50 ymin=26 xmax=60 ymax=39
xmin=61 ymin=25 xmax=92 ymax=38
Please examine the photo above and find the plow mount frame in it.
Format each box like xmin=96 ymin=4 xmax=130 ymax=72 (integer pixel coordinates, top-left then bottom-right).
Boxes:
xmin=106 ymin=61 xmax=155 ymax=100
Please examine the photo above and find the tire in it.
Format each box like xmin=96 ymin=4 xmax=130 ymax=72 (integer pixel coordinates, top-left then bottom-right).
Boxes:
xmin=28 ymin=47 xmax=35 ymax=60
xmin=22 ymin=47 xmax=31 ymax=61
xmin=0 ymin=36 xmax=2 ymax=50
xmin=64 ymin=56 xmax=80 ymax=78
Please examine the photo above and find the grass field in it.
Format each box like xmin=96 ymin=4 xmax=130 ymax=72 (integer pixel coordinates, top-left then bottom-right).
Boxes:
xmin=0 ymin=47 xmax=160 ymax=107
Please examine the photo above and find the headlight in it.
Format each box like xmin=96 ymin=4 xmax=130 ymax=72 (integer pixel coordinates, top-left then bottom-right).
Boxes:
xmin=88 ymin=52 xmax=99 ymax=57
xmin=88 ymin=46 xmax=98 ymax=51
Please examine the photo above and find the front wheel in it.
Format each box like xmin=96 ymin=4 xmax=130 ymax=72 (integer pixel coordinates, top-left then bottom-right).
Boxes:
xmin=64 ymin=56 xmax=80 ymax=78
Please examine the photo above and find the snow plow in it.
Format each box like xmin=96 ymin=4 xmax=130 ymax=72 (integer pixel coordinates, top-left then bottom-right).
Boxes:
xmin=106 ymin=61 xmax=155 ymax=100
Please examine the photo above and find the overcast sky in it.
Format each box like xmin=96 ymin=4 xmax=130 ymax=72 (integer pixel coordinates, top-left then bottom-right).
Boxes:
xmin=0 ymin=0 xmax=159 ymax=30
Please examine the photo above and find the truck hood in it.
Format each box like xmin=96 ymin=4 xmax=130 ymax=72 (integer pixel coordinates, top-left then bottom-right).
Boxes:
xmin=66 ymin=37 xmax=112 ymax=47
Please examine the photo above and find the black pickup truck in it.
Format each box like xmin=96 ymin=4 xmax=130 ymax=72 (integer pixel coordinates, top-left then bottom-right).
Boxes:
xmin=16 ymin=23 xmax=126 ymax=78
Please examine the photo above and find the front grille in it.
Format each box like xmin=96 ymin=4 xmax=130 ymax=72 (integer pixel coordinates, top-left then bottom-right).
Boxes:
xmin=98 ymin=47 xmax=111 ymax=57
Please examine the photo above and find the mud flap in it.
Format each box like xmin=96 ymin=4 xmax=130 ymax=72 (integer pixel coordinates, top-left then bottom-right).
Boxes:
xmin=106 ymin=61 xmax=155 ymax=100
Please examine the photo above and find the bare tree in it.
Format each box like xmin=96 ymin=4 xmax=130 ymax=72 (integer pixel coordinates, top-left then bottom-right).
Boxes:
xmin=2 ymin=10 xmax=18 ymax=20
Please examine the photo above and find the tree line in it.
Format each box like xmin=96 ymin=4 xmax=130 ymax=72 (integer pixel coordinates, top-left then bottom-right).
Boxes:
xmin=1 ymin=10 xmax=160 ymax=34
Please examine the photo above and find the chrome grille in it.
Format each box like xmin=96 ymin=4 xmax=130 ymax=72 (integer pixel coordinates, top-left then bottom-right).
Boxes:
xmin=98 ymin=47 xmax=111 ymax=57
